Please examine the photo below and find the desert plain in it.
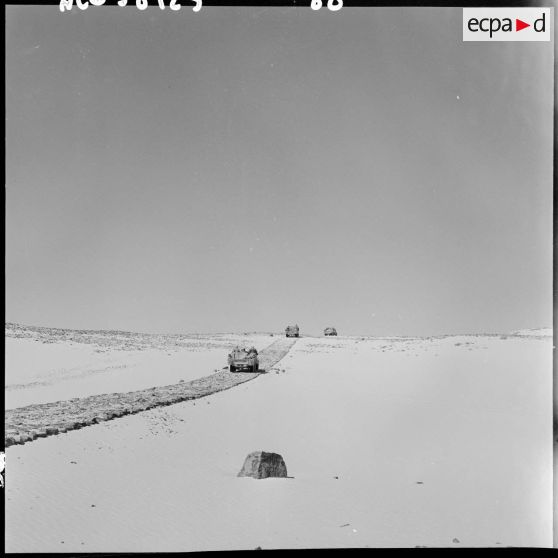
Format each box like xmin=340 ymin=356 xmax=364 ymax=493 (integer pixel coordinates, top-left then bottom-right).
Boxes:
xmin=4 ymin=323 xmax=553 ymax=551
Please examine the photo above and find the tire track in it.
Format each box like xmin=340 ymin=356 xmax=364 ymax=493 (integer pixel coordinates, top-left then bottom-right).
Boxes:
xmin=5 ymin=337 xmax=297 ymax=447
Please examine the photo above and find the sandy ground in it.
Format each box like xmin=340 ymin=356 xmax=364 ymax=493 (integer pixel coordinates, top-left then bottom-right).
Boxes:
xmin=5 ymin=330 xmax=553 ymax=550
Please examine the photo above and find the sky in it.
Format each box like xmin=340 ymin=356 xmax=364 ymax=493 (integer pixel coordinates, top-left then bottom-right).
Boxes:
xmin=6 ymin=6 xmax=554 ymax=336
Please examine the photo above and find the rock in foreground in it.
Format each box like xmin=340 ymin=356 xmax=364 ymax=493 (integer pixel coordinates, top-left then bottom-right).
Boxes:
xmin=238 ymin=451 xmax=288 ymax=479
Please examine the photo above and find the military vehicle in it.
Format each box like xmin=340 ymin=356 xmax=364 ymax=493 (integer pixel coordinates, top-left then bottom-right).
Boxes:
xmin=285 ymin=324 xmax=300 ymax=338
xmin=324 ymin=327 xmax=337 ymax=336
xmin=228 ymin=346 xmax=259 ymax=372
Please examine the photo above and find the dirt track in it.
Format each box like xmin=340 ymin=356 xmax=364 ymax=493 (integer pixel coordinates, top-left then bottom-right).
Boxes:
xmin=5 ymin=337 xmax=297 ymax=447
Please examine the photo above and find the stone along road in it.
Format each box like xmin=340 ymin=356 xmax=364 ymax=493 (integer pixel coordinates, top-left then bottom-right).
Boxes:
xmin=5 ymin=337 xmax=298 ymax=447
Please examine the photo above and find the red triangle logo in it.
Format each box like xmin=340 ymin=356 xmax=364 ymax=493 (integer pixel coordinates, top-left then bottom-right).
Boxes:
xmin=516 ymin=19 xmax=530 ymax=31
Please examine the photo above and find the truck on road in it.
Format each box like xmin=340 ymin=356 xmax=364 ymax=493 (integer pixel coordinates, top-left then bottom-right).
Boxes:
xmin=285 ymin=324 xmax=300 ymax=338
xmin=228 ymin=346 xmax=259 ymax=372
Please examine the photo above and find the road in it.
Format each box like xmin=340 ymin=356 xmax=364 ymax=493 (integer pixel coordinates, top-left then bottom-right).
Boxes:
xmin=5 ymin=337 xmax=298 ymax=447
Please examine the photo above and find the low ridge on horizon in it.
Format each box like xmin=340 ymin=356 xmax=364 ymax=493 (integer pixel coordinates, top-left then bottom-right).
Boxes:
xmin=5 ymin=321 xmax=552 ymax=339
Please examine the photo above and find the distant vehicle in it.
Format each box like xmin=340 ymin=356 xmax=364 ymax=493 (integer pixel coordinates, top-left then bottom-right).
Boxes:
xmin=285 ymin=324 xmax=300 ymax=338
xmin=228 ymin=346 xmax=259 ymax=372
xmin=324 ymin=327 xmax=337 ymax=336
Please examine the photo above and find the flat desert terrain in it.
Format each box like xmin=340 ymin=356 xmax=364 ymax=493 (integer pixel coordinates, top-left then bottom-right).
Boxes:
xmin=4 ymin=324 xmax=553 ymax=550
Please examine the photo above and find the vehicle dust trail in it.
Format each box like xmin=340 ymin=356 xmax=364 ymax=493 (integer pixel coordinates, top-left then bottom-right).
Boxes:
xmin=5 ymin=337 xmax=297 ymax=448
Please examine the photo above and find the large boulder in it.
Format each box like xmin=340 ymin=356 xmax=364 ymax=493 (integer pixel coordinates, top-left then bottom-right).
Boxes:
xmin=238 ymin=451 xmax=288 ymax=479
